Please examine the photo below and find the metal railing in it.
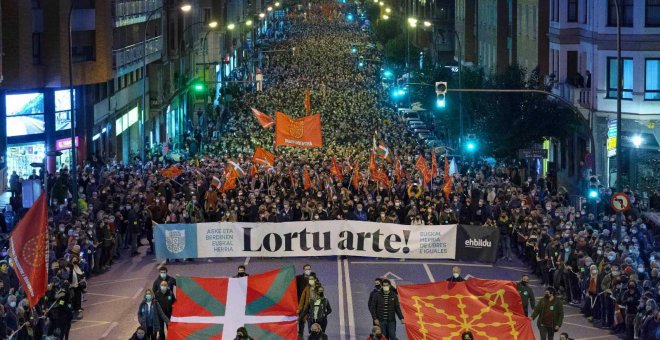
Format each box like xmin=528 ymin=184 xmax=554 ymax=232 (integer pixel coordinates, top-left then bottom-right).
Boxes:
xmin=552 ymin=82 xmax=593 ymax=111
xmin=112 ymin=0 xmax=162 ymax=27
xmin=113 ymin=36 xmax=162 ymax=73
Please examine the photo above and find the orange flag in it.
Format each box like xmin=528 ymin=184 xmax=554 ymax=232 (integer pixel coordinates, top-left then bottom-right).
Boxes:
xmin=160 ymin=166 xmax=184 ymax=179
xmin=351 ymin=160 xmax=361 ymax=190
xmin=372 ymin=168 xmax=391 ymax=188
xmin=330 ymin=157 xmax=343 ymax=182
xmin=275 ymin=112 xmax=323 ymax=148
xmin=221 ymin=168 xmax=239 ymax=192
xmin=303 ymin=167 xmax=312 ymax=191
xmin=9 ymin=193 xmax=48 ymax=307
xmin=251 ymin=108 xmax=275 ymax=128
xmin=289 ymin=169 xmax=297 ymax=188
xmin=253 ymin=147 xmax=276 ymax=169
xmin=394 ymin=156 xmax=405 ymax=184
xmin=415 ymin=155 xmax=433 ymax=184
xmin=249 ymin=164 xmax=258 ymax=179
xmin=431 ymin=150 xmax=438 ymax=178
xmin=369 ymin=151 xmax=377 ymax=174
xmin=304 ymin=87 xmax=311 ymax=115
xmin=443 ymin=157 xmax=453 ymax=200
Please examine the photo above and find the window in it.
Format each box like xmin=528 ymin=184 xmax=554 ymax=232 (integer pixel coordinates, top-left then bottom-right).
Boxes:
xmin=568 ymin=0 xmax=578 ymax=22
xmin=54 ymin=89 xmax=74 ymax=131
xmin=608 ymin=0 xmax=633 ymax=27
xmin=607 ymin=57 xmax=633 ymax=99
xmin=646 ymin=59 xmax=660 ymax=100
xmin=32 ymin=33 xmax=41 ymax=65
xmin=648 ymin=0 xmax=660 ymax=26
xmin=71 ymin=31 xmax=96 ymax=62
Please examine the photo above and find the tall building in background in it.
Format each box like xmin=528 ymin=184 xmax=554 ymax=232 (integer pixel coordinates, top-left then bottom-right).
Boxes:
xmin=516 ymin=0 xmax=549 ymax=75
xmin=548 ymin=0 xmax=660 ymax=191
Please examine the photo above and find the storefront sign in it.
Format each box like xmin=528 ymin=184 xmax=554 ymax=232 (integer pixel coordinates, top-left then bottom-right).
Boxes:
xmin=155 ymin=221 xmax=458 ymax=260
xmin=518 ymin=149 xmax=548 ymax=159
xmin=55 ymin=136 xmax=79 ymax=151
xmin=607 ymin=137 xmax=617 ymax=157
xmin=455 ymin=225 xmax=500 ymax=263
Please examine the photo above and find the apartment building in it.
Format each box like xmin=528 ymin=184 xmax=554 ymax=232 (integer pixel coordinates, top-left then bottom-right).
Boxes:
xmin=517 ymin=0 xmax=549 ymax=75
xmin=548 ymin=0 xmax=660 ymax=191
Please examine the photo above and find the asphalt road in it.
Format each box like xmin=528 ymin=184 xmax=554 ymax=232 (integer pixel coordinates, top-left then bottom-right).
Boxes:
xmin=70 ymin=242 xmax=618 ymax=339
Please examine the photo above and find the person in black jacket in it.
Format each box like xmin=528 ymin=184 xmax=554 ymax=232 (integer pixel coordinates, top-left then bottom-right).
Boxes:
xmin=368 ymin=278 xmax=382 ymax=313
xmin=308 ymin=322 xmax=329 ymax=340
xmin=154 ymin=280 xmax=175 ymax=340
xmin=296 ymin=264 xmax=316 ymax=301
xmin=369 ymin=279 xmax=404 ymax=340
xmin=152 ymin=267 xmax=176 ymax=292
xmin=306 ymin=286 xmax=331 ymax=333
xmin=447 ymin=266 xmax=465 ymax=282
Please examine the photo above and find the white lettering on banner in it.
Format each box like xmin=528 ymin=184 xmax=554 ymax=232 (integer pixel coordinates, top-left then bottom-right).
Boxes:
xmin=158 ymin=222 xmax=457 ymax=259
xmin=284 ymin=139 xmax=313 ymax=146
xmin=464 ymin=238 xmax=492 ymax=248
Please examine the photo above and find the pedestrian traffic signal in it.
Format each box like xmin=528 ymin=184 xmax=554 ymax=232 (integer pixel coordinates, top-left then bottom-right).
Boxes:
xmin=588 ymin=185 xmax=599 ymax=199
xmin=351 ymin=45 xmax=358 ymax=54
xmin=192 ymin=81 xmax=206 ymax=92
xmin=358 ymin=56 xmax=365 ymax=68
xmin=465 ymin=134 xmax=477 ymax=152
xmin=435 ymin=81 xmax=447 ymax=108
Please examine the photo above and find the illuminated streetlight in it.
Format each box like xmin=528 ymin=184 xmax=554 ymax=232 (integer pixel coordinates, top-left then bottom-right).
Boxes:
xmin=382 ymin=14 xmax=389 ymax=20
xmin=227 ymin=23 xmax=236 ymax=30
xmin=208 ymin=21 xmax=218 ymax=28
xmin=246 ymin=20 xmax=253 ymax=26
xmin=180 ymin=3 xmax=192 ymax=12
xmin=379 ymin=2 xmax=384 ymax=6
xmin=385 ymin=7 xmax=391 ymax=13
xmin=408 ymin=17 xmax=418 ymax=27
xmin=267 ymin=6 xmax=273 ymax=11
xmin=259 ymin=13 xmax=265 ymax=19
xmin=275 ymin=1 xmax=281 ymax=7
xmin=632 ymin=135 xmax=643 ymax=148
xmin=423 ymin=20 xmax=432 ymax=27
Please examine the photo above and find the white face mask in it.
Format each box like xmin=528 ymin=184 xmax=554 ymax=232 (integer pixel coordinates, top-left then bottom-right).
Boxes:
xmin=160 ymin=273 xmax=167 ymax=279
xmin=8 ymin=302 xmax=16 ymax=308
xmin=453 ymin=273 xmax=460 ymax=278
xmin=304 ymin=269 xmax=311 ymax=276
xmin=160 ymin=286 xmax=168 ymax=293
xmin=309 ymin=280 xmax=315 ymax=286
xmin=382 ymin=286 xmax=390 ymax=292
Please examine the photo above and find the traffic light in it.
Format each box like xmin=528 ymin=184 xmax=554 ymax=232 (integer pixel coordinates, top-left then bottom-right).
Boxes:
xmin=351 ymin=45 xmax=358 ymax=54
xmin=465 ymin=134 xmax=477 ymax=152
xmin=358 ymin=56 xmax=365 ymax=68
xmin=192 ymin=81 xmax=206 ymax=93
xmin=435 ymin=81 xmax=447 ymax=108
xmin=588 ymin=185 xmax=599 ymax=199
xmin=382 ymin=69 xmax=393 ymax=78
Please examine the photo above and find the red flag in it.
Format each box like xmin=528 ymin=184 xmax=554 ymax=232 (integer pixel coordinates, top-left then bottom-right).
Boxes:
xmin=415 ymin=155 xmax=432 ymax=184
xmin=252 ymin=147 xmax=276 ymax=169
xmin=443 ymin=157 xmax=452 ymax=200
xmin=431 ymin=150 xmax=438 ymax=178
xmin=330 ymin=157 xmax=343 ymax=182
xmin=274 ymin=112 xmax=323 ymax=148
xmin=369 ymin=151 xmax=377 ymax=174
xmin=289 ymin=169 xmax=297 ymax=188
xmin=351 ymin=160 xmax=361 ymax=190
xmin=9 ymin=193 xmax=48 ymax=307
xmin=371 ymin=168 xmax=391 ymax=188
xmin=398 ymin=279 xmax=534 ymax=339
xmin=444 ymin=156 xmax=450 ymax=180
xmin=394 ymin=156 xmax=405 ymax=184
xmin=249 ymin=164 xmax=258 ymax=179
xmin=303 ymin=167 xmax=312 ymax=191
xmin=221 ymin=168 xmax=239 ymax=192
xmin=160 ymin=166 xmax=184 ymax=179
xmin=304 ymin=87 xmax=311 ymax=115
xmin=251 ymin=108 xmax=275 ymax=128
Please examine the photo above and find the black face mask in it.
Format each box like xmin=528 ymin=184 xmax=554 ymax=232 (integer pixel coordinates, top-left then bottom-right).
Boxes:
xmin=237 ymin=272 xmax=246 ymax=277
xmin=375 ymin=284 xmax=381 ymax=289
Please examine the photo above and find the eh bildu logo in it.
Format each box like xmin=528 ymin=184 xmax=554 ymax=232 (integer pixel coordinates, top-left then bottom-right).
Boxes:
xmin=464 ymin=238 xmax=491 ymax=248
xmin=165 ymin=230 xmax=186 ymax=253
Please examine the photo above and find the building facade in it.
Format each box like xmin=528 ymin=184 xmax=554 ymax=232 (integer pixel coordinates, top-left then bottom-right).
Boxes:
xmin=548 ymin=0 xmax=660 ymax=192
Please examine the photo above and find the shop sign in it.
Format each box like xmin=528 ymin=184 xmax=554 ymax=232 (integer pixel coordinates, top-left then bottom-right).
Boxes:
xmin=55 ymin=136 xmax=79 ymax=151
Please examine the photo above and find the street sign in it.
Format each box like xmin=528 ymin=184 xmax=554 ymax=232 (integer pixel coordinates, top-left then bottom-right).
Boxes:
xmin=610 ymin=192 xmax=631 ymax=212
xmin=518 ymin=149 xmax=548 ymax=159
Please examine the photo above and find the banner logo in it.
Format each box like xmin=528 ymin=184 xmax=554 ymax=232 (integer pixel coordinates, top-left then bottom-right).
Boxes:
xmin=289 ymin=120 xmax=305 ymax=138
xmin=165 ymin=229 xmax=186 ymax=254
xmin=464 ymin=238 xmax=492 ymax=248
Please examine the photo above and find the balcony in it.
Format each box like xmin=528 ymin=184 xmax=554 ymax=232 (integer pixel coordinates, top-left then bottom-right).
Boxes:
xmin=551 ymin=82 xmax=593 ymax=117
xmin=113 ymin=0 xmax=162 ymax=27
xmin=113 ymin=36 xmax=162 ymax=76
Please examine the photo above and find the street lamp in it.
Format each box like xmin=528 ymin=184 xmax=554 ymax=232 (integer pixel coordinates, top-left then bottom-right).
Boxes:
xmin=407 ymin=17 xmax=418 ymax=27
xmin=227 ymin=23 xmax=236 ymax=30
xmin=208 ymin=21 xmax=218 ymax=28
xmin=275 ymin=2 xmax=281 ymax=7
xmin=385 ymin=7 xmax=391 ymax=13
xmin=259 ymin=13 xmax=266 ymax=19
xmin=246 ymin=20 xmax=253 ymax=27
xmin=267 ymin=6 xmax=273 ymax=12
xmin=382 ymin=14 xmax=389 ymax=20
xmin=632 ymin=135 xmax=643 ymax=148
xmin=423 ymin=20 xmax=432 ymax=27
xmin=180 ymin=3 xmax=192 ymax=12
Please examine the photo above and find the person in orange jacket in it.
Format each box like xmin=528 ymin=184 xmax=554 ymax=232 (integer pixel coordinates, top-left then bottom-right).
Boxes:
xmin=366 ymin=325 xmax=386 ymax=340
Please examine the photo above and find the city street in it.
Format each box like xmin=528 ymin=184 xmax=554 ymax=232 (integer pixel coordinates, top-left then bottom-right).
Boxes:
xmin=71 ymin=243 xmax=617 ymax=339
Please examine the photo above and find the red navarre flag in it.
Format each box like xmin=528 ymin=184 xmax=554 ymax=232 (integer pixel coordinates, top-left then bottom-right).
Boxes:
xmin=415 ymin=155 xmax=433 ymax=185
xmin=160 ymin=166 xmax=184 ymax=179
xmin=330 ymin=157 xmax=343 ymax=182
xmin=9 ymin=193 xmax=48 ymax=307
xmin=398 ymin=279 xmax=534 ymax=340
xmin=351 ymin=160 xmax=361 ymax=190
xmin=304 ymin=87 xmax=311 ymax=115
xmin=431 ymin=150 xmax=438 ymax=178
xmin=443 ymin=156 xmax=453 ymax=200
xmin=251 ymin=108 xmax=275 ymax=128
xmin=371 ymin=168 xmax=391 ymax=188
xmin=394 ymin=156 xmax=405 ymax=184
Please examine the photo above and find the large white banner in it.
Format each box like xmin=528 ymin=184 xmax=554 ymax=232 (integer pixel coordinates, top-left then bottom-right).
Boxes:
xmin=154 ymin=221 xmax=457 ymax=259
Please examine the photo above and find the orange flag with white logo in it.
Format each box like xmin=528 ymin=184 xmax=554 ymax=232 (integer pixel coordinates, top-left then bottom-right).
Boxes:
xmin=275 ymin=112 xmax=323 ymax=148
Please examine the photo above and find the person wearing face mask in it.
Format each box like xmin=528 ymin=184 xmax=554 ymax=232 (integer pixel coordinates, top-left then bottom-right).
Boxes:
xmin=365 ymin=325 xmax=386 ymax=340
xmin=368 ymin=278 xmax=383 ymax=315
xmin=3 ymin=295 xmax=17 ymax=334
xmin=446 ymin=266 xmax=465 ymax=282
xmin=298 ymin=275 xmax=319 ymax=340
xmin=152 ymin=266 xmax=176 ymax=293
xmin=307 ymin=322 xmax=328 ymax=340
xmin=235 ymin=265 xmax=249 ymax=277
xmin=516 ymin=275 xmax=535 ymax=316
xmin=129 ymin=326 xmax=147 ymax=340
xmin=306 ymin=286 xmax=331 ymax=334
xmin=369 ymin=279 xmax=404 ymax=340
xmin=531 ymin=287 xmax=564 ymax=340
xmin=296 ymin=264 xmax=316 ymax=301
xmin=620 ymin=281 xmax=641 ymax=340
xmin=582 ymin=266 xmax=601 ymax=322
xmin=639 ymin=303 xmax=660 ymax=340
xmin=137 ymin=289 xmax=170 ymax=340
xmin=600 ymin=265 xmax=619 ymax=329
xmin=154 ymin=281 xmax=175 ymax=340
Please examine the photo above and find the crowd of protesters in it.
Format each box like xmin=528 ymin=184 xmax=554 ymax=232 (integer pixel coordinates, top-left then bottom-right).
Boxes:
xmin=0 ymin=1 xmax=657 ymax=339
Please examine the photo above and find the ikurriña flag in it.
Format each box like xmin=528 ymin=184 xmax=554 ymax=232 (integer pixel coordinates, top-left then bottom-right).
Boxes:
xmin=168 ymin=266 xmax=298 ymax=340
xmin=251 ymin=108 xmax=275 ymax=128
xmin=9 ymin=193 xmax=48 ymax=307
xmin=398 ymin=278 xmax=534 ymax=340
xmin=275 ymin=112 xmax=323 ymax=148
